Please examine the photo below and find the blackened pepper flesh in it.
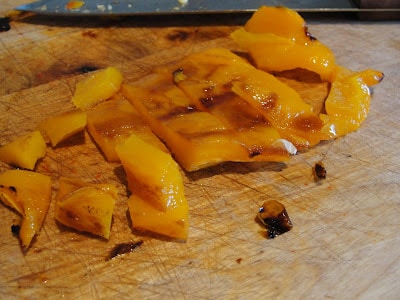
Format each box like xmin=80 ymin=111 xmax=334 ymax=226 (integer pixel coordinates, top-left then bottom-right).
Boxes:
xmin=314 ymin=161 xmax=326 ymax=180
xmin=107 ymin=240 xmax=143 ymax=260
xmin=258 ymin=200 xmax=293 ymax=239
xmin=0 ymin=18 xmax=11 ymax=32
xmin=11 ymin=224 xmax=20 ymax=235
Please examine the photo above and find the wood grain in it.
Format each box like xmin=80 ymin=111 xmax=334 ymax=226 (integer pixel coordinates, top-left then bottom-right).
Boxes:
xmin=0 ymin=13 xmax=399 ymax=299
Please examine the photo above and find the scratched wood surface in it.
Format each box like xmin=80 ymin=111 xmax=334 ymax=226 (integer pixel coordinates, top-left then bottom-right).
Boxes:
xmin=0 ymin=8 xmax=399 ymax=299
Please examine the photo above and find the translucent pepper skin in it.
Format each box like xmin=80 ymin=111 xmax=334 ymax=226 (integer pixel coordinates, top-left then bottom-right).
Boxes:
xmin=231 ymin=6 xmax=337 ymax=82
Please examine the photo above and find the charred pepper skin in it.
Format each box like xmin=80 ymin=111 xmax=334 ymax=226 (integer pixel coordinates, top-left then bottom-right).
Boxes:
xmin=314 ymin=161 xmax=327 ymax=180
xmin=258 ymin=200 xmax=293 ymax=239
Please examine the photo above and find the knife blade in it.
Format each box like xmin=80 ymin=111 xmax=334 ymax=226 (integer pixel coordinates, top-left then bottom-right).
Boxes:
xmin=13 ymin=0 xmax=361 ymax=16
xmin=14 ymin=0 xmax=400 ymax=16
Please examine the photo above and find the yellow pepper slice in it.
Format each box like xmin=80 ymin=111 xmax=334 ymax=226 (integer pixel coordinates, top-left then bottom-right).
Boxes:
xmin=320 ymin=66 xmax=384 ymax=138
xmin=72 ymin=67 xmax=123 ymax=109
xmin=244 ymin=6 xmax=312 ymax=44
xmin=171 ymin=48 xmax=324 ymax=149
xmin=121 ymin=70 xmax=289 ymax=171
xmin=169 ymin=49 xmax=296 ymax=159
xmin=55 ymin=177 xmax=117 ymax=239
xmin=0 ymin=170 xmax=51 ymax=250
xmin=231 ymin=6 xmax=337 ymax=82
xmin=0 ymin=131 xmax=46 ymax=170
xmin=37 ymin=109 xmax=87 ymax=147
xmin=116 ymin=134 xmax=189 ymax=240
xmin=86 ymin=96 xmax=168 ymax=162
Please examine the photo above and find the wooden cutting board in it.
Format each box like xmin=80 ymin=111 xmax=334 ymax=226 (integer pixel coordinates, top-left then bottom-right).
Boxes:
xmin=0 ymin=12 xmax=399 ymax=299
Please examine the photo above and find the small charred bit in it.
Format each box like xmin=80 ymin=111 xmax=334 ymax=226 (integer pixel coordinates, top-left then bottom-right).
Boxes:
xmin=172 ymin=68 xmax=186 ymax=83
xmin=314 ymin=161 xmax=326 ymax=180
xmin=304 ymin=26 xmax=317 ymax=41
xmin=107 ymin=240 xmax=143 ymax=261
xmin=0 ymin=184 xmax=16 ymax=192
xmin=200 ymin=91 xmax=235 ymax=108
xmin=11 ymin=224 xmax=20 ymax=236
xmin=159 ymin=105 xmax=198 ymax=121
xmin=248 ymin=145 xmax=264 ymax=158
xmin=257 ymin=200 xmax=293 ymax=239
xmin=200 ymin=96 xmax=214 ymax=107
xmin=0 ymin=17 xmax=11 ymax=32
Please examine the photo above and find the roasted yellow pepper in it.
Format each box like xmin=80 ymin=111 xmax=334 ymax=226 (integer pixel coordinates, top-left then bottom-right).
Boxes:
xmin=171 ymin=47 xmax=324 ymax=149
xmin=231 ymin=6 xmax=336 ymax=82
xmin=231 ymin=6 xmax=384 ymax=143
xmin=86 ymin=95 xmax=168 ymax=162
xmin=0 ymin=170 xmax=51 ymax=250
xmin=0 ymin=130 xmax=46 ymax=170
xmin=169 ymin=50 xmax=296 ymax=159
xmin=54 ymin=177 xmax=117 ymax=239
xmin=121 ymin=73 xmax=259 ymax=171
xmin=244 ymin=5 xmax=311 ymax=43
xmin=38 ymin=109 xmax=87 ymax=146
xmin=320 ymin=66 xmax=384 ymax=138
xmin=116 ymin=134 xmax=189 ymax=240
xmin=72 ymin=66 xmax=123 ymax=109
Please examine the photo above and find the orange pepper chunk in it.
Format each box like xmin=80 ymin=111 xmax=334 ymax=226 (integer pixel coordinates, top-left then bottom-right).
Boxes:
xmin=169 ymin=49 xmax=295 ymax=160
xmin=231 ymin=66 xmax=328 ymax=149
xmin=172 ymin=48 xmax=324 ymax=149
xmin=320 ymin=66 xmax=384 ymax=138
xmin=55 ymin=177 xmax=117 ymax=239
xmin=0 ymin=170 xmax=51 ymax=250
xmin=37 ymin=109 xmax=87 ymax=147
xmin=0 ymin=131 xmax=46 ymax=170
xmin=244 ymin=6 xmax=312 ymax=44
xmin=86 ymin=95 xmax=168 ymax=162
xmin=231 ymin=6 xmax=336 ymax=82
xmin=122 ymin=63 xmax=296 ymax=171
xmin=231 ymin=6 xmax=384 ymax=143
xmin=121 ymin=73 xmax=252 ymax=171
xmin=116 ymin=135 xmax=189 ymax=240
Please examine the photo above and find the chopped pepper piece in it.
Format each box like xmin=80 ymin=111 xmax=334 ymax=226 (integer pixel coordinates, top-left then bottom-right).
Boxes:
xmin=231 ymin=6 xmax=336 ymax=82
xmin=37 ymin=109 xmax=87 ymax=146
xmin=320 ymin=66 xmax=384 ymax=138
xmin=86 ymin=95 xmax=168 ymax=162
xmin=116 ymin=134 xmax=189 ymax=240
xmin=176 ymin=48 xmax=326 ymax=149
xmin=72 ymin=67 xmax=123 ymax=109
xmin=121 ymin=72 xmax=267 ymax=171
xmin=0 ymin=170 xmax=51 ymax=249
xmin=231 ymin=5 xmax=384 ymax=144
xmin=0 ymin=131 xmax=46 ymax=170
xmin=54 ymin=177 xmax=117 ymax=239
xmin=169 ymin=49 xmax=296 ymax=160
